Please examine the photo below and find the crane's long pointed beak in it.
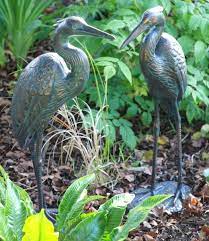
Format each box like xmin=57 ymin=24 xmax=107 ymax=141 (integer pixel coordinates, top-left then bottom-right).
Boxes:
xmin=120 ymin=21 xmax=147 ymax=49
xmin=82 ymin=24 xmax=115 ymax=40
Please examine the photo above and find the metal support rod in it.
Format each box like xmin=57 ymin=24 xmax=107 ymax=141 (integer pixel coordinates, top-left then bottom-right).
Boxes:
xmin=174 ymin=102 xmax=183 ymax=203
xmin=176 ymin=103 xmax=182 ymax=188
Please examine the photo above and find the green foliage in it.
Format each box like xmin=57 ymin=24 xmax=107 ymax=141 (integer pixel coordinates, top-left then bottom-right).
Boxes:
xmin=64 ymin=0 xmax=209 ymax=151
xmin=56 ymin=174 xmax=98 ymax=230
xmin=0 ymin=166 xmax=170 ymax=241
xmin=22 ymin=209 xmax=59 ymax=241
xmin=0 ymin=165 xmax=34 ymax=241
xmin=55 ymin=173 xmax=170 ymax=241
xmin=0 ymin=0 xmax=53 ymax=65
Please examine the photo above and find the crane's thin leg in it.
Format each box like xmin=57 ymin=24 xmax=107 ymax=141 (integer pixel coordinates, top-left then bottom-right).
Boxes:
xmin=32 ymin=134 xmax=56 ymax=223
xmin=174 ymin=102 xmax=183 ymax=203
xmin=151 ymin=101 xmax=160 ymax=195
xmin=32 ymin=135 xmax=45 ymax=210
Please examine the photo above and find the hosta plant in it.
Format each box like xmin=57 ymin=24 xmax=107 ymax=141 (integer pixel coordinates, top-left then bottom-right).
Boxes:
xmin=0 ymin=166 xmax=34 ymax=241
xmin=0 ymin=166 xmax=170 ymax=241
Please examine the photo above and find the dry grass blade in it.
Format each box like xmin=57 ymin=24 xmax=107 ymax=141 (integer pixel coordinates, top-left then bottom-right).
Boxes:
xmin=43 ymin=99 xmax=114 ymax=185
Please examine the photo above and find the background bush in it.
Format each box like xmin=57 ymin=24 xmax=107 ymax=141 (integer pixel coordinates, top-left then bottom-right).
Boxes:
xmin=65 ymin=0 xmax=209 ymax=149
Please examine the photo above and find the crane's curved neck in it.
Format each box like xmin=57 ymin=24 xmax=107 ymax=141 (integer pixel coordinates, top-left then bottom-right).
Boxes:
xmin=141 ymin=24 xmax=164 ymax=59
xmin=54 ymin=31 xmax=90 ymax=84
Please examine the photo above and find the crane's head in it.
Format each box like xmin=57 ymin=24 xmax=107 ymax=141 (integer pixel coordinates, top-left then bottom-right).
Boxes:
xmin=120 ymin=6 xmax=165 ymax=49
xmin=55 ymin=16 xmax=115 ymax=40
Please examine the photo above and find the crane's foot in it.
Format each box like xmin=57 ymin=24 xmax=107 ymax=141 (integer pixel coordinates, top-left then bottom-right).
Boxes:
xmin=45 ymin=208 xmax=57 ymax=224
xmin=128 ymin=181 xmax=191 ymax=213
xmin=174 ymin=183 xmax=183 ymax=204
xmin=150 ymin=184 xmax=155 ymax=196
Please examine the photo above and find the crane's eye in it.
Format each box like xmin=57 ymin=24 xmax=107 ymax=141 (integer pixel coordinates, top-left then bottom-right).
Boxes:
xmin=143 ymin=18 xmax=149 ymax=24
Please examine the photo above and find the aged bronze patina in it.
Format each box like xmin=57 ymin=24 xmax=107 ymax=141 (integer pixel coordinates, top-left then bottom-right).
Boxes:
xmin=11 ymin=16 xmax=114 ymax=220
xmin=121 ymin=6 xmax=190 ymax=212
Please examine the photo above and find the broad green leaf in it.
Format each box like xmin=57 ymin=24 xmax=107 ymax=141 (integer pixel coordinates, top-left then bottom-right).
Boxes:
xmin=0 ymin=165 xmax=34 ymax=241
xmin=0 ymin=207 xmax=16 ymax=241
xmin=119 ymin=125 xmax=137 ymax=150
xmin=99 ymin=194 xmax=134 ymax=235
xmin=64 ymin=195 xmax=104 ymax=224
xmin=194 ymin=41 xmax=206 ymax=63
xmin=62 ymin=212 xmax=96 ymax=239
xmin=105 ymin=120 xmax=116 ymax=143
xmin=141 ymin=111 xmax=152 ymax=126
xmin=103 ymin=207 xmax=126 ymax=235
xmin=200 ymin=18 xmax=209 ymax=41
xmin=178 ymin=35 xmax=194 ymax=55
xmin=186 ymin=102 xmax=197 ymax=123
xmin=104 ymin=65 xmax=116 ymax=80
xmin=196 ymin=85 xmax=209 ymax=105
xmin=110 ymin=195 xmax=170 ymax=241
xmin=189 ymin=14 xmax=202 ymax=31
xmin=96 ymin=57 xmax=119 ymax=63
xmin=159 ymin=0 xmax=171 ymax=14
xmin=118 ymin=118 xmax=132 ymax=127
xmin=118 ymin=61 xmax=132 ymax=84
xmin=138 ymin=195 xmax=171 ymax=209
xmin=126 ymin=104 xmax=138 ymax=118
xmin=96 ymin=61 xmax=113 ymax=67
xmin=99 ymin=193 xmax=134 ymax=212
xmin=65 ymin=212 xmax=106 ymax=241
xmin=15 ymin=185 xmax=34 ymax=217
xmin=22 ymin=209 xmax=59 ymax=241
xmin=4 ymin=177 xmax=28 ymax=241
xmin=56 ymin=174 xmax=95 ymax=230
xmin=104 ymin=20 xmax=125 ymax=31
xmin=115 ymin=9 xmax=136 ymax=16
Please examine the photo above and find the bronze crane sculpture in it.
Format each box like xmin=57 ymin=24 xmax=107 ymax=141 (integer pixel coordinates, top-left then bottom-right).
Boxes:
xmin=11 ymin=16 xmax=114 ymax=219
xmin=121 ymin=6 xmax=189 ymax=211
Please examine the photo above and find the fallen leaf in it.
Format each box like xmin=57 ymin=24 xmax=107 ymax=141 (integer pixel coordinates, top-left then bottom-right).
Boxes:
xmin=200 ymin=184 xmax=209 ymax=200
xmin=184 ymin=194 xmax=203 ymax=214
xmin=143 ymin=234 xmax=156 ymax=241
xmin=200 ymin=225 xmax=209 ymax=240
xmin=145 ymin=135 xmax=153 ymax=142
xmin=124 ymin=173 xmax=135 ymax=182
xmin=201 ymin=152 xmax=209 ymax=161
xmin=147 ymin=231 xmax=158 ymax=238
xmin=143 ymin=150 xmax=153 ymax=161
xmin=192 ymin=132 xmax=202 ymax=141
xmin=158 ymin=135 xmax=169 ymax=145
xmin=143 ymin=221 xmax=152 ymax=229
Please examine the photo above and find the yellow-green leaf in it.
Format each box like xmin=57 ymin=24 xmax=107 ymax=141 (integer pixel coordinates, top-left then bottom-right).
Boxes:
xmin=191 ymin=131 xmax=202 ymax=141
xmin=158 ymin=135 xmax=169 ymax=145
xmin=22 ymin=209 xmax=59 ymax=241
xmin=143 ymin=150 xmax=153 ymax=161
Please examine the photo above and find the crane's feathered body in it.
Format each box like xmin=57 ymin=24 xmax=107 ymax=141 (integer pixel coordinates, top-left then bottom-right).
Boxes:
xmin=11 ymin=16 xmax=114 ymax=219
xmin=12 ymin=49 xmax=89 ymax=150
xmin=140 ymin=30 xmax=187 ymax=116
xmin=121 ymin=6 xmax=188 ymax=209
